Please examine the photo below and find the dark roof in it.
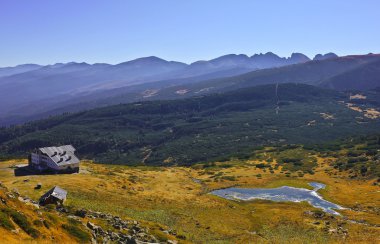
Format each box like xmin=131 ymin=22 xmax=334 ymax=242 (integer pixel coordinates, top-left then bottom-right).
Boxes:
xmin=39 ymin=145 xmax=79 ymax=166
xmin=40 ymin=186 xmax=67 ymax=202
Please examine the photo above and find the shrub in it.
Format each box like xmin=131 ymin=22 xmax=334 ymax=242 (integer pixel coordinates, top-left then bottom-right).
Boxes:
xmin=360 ymin=165 xmax=368 ymax=176
xmin=33 ymin=219 xmax=44 ymax=227
xmin=62 ymin=222 xmax=91 ymax=242
xmin=128 ymin=175 xmax=139 ymax=183
xmin=46 ymin=213 xmax=59 ymax=224
xmin=6 ymin=209 xmax=40 ymax=238
xmin=0 ymin=210 xmax=14 ymax=230
xmin=44 ymin=204 xmax=56 ymax=211
xmin=221 ymin=176 xmax=236 ymax=181
xmin=219 ymin=164 xmax=233 ymax=168
xmin=43 ymin=220 xmax=50 ymax=229
xmin=255 ymin=163 xmax=267 ymax=169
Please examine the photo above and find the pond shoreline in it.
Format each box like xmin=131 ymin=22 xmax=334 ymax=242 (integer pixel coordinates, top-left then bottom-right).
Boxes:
xmin=210 ymin=182 xmax=345 ymax=215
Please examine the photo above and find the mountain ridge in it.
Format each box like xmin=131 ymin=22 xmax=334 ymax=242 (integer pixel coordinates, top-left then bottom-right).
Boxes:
xmin=2 ymin=52 xmax=379 ymax=127
xmin=0 ymin=52 xmax=317 ymax=118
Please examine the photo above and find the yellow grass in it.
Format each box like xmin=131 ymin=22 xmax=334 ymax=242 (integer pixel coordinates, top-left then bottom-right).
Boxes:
xmin=345 ymin=102 xmax=380 ymax=119
xmin=0 ymin=183 xmax=80 ymax=243
xmin=0 ymin=158 xmax=379 ymax=243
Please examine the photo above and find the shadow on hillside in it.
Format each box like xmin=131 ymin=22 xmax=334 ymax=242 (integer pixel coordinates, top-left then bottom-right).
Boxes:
xmin=13 ymin=165 xmax=79 ymax=176
xmin=14 ymin=165 xmax=53 ymax=176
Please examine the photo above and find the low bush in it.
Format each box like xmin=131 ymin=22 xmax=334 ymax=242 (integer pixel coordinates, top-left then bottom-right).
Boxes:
xmin=62 ymin=221 xmax=91 ymax=242
xmin=5 ymin=209 xmax=40 ymax=238
xmin=220 ymin=176 xmax=236 ymax=181
xmin=33 ymin=219 xmax=44 ymax=227
xmin=0 ymin=210 xmax=14 ymax=230
xmin=43 ymin=220 xmax=50 ymax=229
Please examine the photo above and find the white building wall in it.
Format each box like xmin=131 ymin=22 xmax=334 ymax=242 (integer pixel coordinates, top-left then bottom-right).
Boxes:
xmin=58 ymin=163 xmax=79 ymax=170
xmin=30 ymin=153 xmax=40 ymax=165
xmin=41 ymin=157 xmax=59 ymax=170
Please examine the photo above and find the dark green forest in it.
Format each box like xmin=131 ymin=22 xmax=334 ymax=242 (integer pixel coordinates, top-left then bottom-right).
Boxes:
xmin=0 ymin=83 xmax=379 ymax=166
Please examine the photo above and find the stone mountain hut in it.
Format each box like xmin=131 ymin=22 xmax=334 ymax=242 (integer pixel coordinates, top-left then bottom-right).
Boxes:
xmin=39 ymin=186 xmax=67 ymax=206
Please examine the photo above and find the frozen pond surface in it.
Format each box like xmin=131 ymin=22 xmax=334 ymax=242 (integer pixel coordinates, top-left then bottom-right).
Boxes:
xmin=210 ymin=182 xmax=345 ymax=215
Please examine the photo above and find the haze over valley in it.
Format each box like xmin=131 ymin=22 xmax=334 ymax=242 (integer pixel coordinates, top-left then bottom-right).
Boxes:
xmin=1 ymin=52 xmax=380 ymax=126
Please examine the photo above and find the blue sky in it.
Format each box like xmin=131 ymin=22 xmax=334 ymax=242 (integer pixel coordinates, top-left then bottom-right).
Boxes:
xmin=1 ymin=0 xmax=379 ymax=66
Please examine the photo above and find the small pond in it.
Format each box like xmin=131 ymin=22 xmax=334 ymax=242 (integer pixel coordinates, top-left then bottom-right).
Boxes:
xmin=210 ymin=182 xmax=344 ymax=215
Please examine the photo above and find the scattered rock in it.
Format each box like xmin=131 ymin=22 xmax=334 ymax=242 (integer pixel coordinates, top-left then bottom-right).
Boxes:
xmin=75 ymin=209 xmax=87 ymax=218
xmin=67 ymin=215 xmax=82 ymax=221
xmin=313 ymin=211 xmax=325 ymax=219
xmin=6 ymin=193 xmax=15 ymax=199
xmin=35 ymin=183 xmax=42 ymax=189
xmin=110 ymin=232 xmax=119 ymax=240
xmin=57 ymin=206 xmax=69 ymax=213
xmin=12 ymin=189 xmax=20 ymax=196
xmin=25 ymin=202 xmax=40 ymax=209
xmin=87 ymin=221 xmax=97 ymax=230
xmin=84 ymin=210 xmax=171 ymax=243
xmin=0 ymin=197 xmax=6 ymax=204
xmin=328 ymin=228 xmax=337 ymax=234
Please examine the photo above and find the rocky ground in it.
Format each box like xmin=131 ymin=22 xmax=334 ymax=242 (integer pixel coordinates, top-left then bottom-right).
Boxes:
xmin=76 ymin=209 xmax=179 ymax=244
xmin=1 ymin=181 xmax=179 ymax=244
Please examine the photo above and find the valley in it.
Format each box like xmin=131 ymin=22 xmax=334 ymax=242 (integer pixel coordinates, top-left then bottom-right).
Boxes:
xmin=2 ymin=2 xmax=380 ymax=243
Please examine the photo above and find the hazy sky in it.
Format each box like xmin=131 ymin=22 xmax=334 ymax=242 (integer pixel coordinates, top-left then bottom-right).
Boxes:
xmin=1 ymin=0 xmax=379 ymax=66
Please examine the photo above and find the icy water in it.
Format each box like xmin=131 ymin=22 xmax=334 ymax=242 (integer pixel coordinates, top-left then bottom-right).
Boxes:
xmin=211 ymin=182 xmax=344 ymax=215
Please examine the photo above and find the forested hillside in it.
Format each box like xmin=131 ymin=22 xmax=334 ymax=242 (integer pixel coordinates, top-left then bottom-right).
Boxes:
xmin=1 ymin=84 xmax=379 ymax=165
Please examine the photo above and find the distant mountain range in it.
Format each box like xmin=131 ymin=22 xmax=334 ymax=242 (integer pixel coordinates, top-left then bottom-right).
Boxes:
xmin=0 ymin=64 xmax=42 ymax=78
xmin=0 ymin=52 xmax=316 ymax=103
xmin=1 ymin=52 xmax=379 ymax=126
xmin=0 ymin=52 xmax=316 ymax=122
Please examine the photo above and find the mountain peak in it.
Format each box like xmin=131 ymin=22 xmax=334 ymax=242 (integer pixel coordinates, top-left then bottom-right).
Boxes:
xmin=116 ymin=56 xmax=187 ymax=68
xmin=289 ymin=53 xmax=311 ymax=63
xmin=313 ymin=53 xmax=338 ymax=61
xmin=251 ymin=52 xmax=280 ymax=59
xmin=117 ymin=56 xmax=168 ymax=66
xmin=209 ymin=54 xmax=250 ymax=66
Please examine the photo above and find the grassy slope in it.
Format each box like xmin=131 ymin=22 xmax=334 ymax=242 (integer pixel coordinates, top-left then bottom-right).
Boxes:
xmin=0 ymin=84 xmax=379 ymax=166
xmin=0 ymin=150 xmax=379 ymax=243
xmin=0 ymin=179 xmax=90 ymax=243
